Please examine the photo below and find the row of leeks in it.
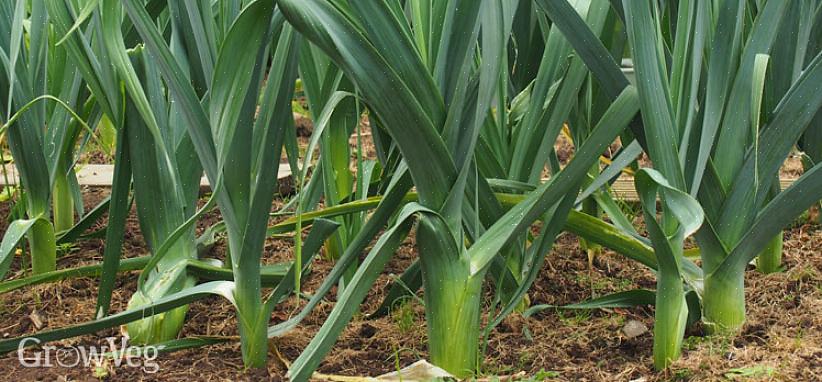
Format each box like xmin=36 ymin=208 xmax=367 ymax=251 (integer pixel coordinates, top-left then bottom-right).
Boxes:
xmin=1 ymin=0 xmax=336 ymax=369
xmin=276 ymin=0 xmax=644 ymax=378
xmin=624 ymin=0 xmax=822 ymax=368
xmin=537 ymin=0 xmax=822 ymax=369
xmin=0 ymin=0 xmax=820 ymax=380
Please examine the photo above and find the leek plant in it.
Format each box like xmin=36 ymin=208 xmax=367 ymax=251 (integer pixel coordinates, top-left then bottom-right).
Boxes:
xmin=372 ymin=0 xmax=635 ymax=317
xmin=620 ymin=1 xmax=705 ymax=367
xmin=297 ymin=44 xmax=375 ymax=289
xmin=112 ymin=0 xmax=300 ymax=367
xmin=538 ymin=0 xmax=822 ymax=368
xmin=479 ymin=0 xmax=614 ymax=303
xmin=797 ymin=5 xmax=822 ymax=225
xmin=40 ymin=0 xmax=205 ymax=343
xmin=110 ymin=46 xmax=202 ymax=344
xmin=0 ymin=0 xmax=345 ymax=371
xmin=0 ymin=0 xmax=103 ymax=276
xmin=277 ymin=0 xmax=640 ymax=378
xmin=97 ymin=0 xmax=275 ymax=344
xmin=627 ymin=0 xmax=822 ymax=336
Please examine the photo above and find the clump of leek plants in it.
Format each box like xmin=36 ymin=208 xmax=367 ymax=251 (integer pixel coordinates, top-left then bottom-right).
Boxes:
xmin=0 ymin=0 xmax=334 ymax=372
xmin=41 ymin=0 xmax=206 ymax=344
xmin=116 ymin=0 xmax=302 ymax=366
xmin=0 ymin=1 xmax=104 ymax=277
xmin=0 ymin=0 xmax=819 ymax=379
xmin=539 ymin=0 xmax=822 ymax=369
xmin=277 ymin=0 xmax=640 ymax=378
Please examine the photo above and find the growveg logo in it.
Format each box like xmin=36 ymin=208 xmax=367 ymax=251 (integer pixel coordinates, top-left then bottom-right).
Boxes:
xmin=17 ymin=337 xmax=160 ymax=373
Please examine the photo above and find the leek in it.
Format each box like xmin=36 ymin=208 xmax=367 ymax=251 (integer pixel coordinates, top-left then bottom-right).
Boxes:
xmin=121 ymin=0 xmax=301 ymax=367
xmin=542 ymin=0 xmax=822 ymax=367
xmin=0 ymin=1 xmax=96 ymax=276
xmin=280 ymin=1 xmax=640 ymax=378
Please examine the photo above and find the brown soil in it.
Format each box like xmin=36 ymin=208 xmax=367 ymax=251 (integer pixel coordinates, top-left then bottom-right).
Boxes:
xmin=78 ymin=150 xmax=112 ymax=165
xmin=0 ymin=121 xmax=818 ymax=381
xmin=0 ymin=187 xmax=820 ymax=381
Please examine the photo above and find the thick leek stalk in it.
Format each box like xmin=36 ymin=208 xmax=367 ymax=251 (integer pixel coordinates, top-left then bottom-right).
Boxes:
xmin=233 ymin=254 xmax=268 ymax=367
xmin=417 ymin=217 xmax=484 ymax=376
xmin=28 ymin=221 xmax=57 ymax=274
xmin=702 ymin=268 xmax=746 ymax=335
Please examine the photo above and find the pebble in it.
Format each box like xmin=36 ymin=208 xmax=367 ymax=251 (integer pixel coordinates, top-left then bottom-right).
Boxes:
xmin=622 ymin=319 xmax=649 ymax=339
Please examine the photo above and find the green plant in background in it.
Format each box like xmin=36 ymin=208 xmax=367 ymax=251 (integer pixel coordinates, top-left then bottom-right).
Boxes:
xmin=0 ymin=0 xmax=102 ymax=277
xmin=563 ymin=7 xmax=635 ymax=270
xmin=476 ymin=0 xmax=615 ymax=306
xmin=296 ymin=43 xmax=375 ymax=289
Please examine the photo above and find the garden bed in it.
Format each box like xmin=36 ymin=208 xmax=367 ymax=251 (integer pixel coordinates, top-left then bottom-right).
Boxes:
xmin=0 ymin=188 xmax=819 ymax=381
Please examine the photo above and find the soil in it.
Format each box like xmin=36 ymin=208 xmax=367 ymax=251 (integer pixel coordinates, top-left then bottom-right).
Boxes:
xmin=0 ymin=126 xmax=819 ymax=381
xmin=0 ymin=186 xmax=820 ymax=381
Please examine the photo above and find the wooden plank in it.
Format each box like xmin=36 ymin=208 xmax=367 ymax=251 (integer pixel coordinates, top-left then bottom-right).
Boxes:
xmin=604 ymin=174 xmax=796 ymax=202
xmin=0 ymin=164 xmax=798 ymax=201
xmin=0 ymin=163 xmax=294 ymax=189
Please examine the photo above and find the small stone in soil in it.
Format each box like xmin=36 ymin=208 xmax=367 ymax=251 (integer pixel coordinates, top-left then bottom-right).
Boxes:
xmin=622 ymin=320 xmax=649 ymax=339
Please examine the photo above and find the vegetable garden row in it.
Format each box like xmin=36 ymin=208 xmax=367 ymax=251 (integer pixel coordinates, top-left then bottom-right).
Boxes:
xmin=1 ymin=0 xmax=821 ymax=380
